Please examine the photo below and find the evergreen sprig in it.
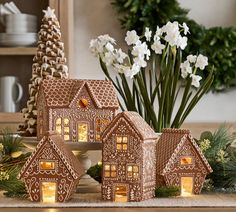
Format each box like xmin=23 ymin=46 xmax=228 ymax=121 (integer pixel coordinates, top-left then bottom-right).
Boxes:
xmin=198 ymin=125 xmax=236 ymax=188
xmin=0 ymin=130 xmax=30 ymax=198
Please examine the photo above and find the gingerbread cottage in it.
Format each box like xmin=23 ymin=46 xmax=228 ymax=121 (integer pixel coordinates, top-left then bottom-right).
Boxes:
xmin=19 ymin=132 xmax=84 ymax=203
xmin=156 ymin=128 xmax=213 ymax=196
xmin=101 ymin=111 xmax=158 ymax=202
xmin=37 ymin=79 xmax=119 ymax=142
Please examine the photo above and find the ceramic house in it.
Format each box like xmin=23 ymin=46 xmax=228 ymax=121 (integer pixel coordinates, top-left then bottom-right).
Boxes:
xmin=101 ymin=111 xmax=158 ymax=202
xmin=37 ymin=79 xmax=119 ymax=142
xmin=156 ymin=128 xmax=213 ymax=196
xmin=19 ymin=132 xmax=84 ymax=203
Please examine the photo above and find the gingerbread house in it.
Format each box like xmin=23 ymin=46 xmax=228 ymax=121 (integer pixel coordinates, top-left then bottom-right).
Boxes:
xmin=156 ymin=128 xmax=213 ymax=196
xmin=101 ymin=111 xmax=158 ymax=202
xmin=19 ymin=132 xmax=84 ymax=203
xmin=37 ymin=79 xmax=119 ymax=142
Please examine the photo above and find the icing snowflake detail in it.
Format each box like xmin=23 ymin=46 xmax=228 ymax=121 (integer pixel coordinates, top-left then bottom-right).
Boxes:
xmin=43 ymin=7 xmax=56 ymax=19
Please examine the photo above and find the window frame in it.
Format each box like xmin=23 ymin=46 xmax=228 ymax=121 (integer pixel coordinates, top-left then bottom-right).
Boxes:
xmin=116 ymin=135 xmax=128 ymax=151
xmin=127 ymin=164 xmax=139 ymax=179
xmin=104 ymin=164 xmax=117 ymax=178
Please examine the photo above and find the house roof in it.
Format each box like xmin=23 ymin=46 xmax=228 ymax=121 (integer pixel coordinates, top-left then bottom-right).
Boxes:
xmin=39 ymin=79 xmax=119 ymax=109
xmin=19 ymin=132 xmax=84 ymax=180
xmin=102 ymin=111 xmax=158 ymax=141
xmin=156 ymin=128 xmax=213 ymax=175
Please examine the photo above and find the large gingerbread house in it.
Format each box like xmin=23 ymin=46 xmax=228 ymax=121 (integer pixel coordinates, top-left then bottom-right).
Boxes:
xmin=156 ymin=128 xmax=213 ymax=196
xmin=19 ymin=132 xmax=84 ymax=202
xmin=101 ymin=111 xmax=158 ymax=202
xmin=37 ymin=79 xmax=119 ymax=142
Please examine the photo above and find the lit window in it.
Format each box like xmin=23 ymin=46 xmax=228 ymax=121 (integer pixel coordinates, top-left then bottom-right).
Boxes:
xmin=104 ymin=164 xmax=117 ymax=178
xmin=40 ymin=161 xmax=55 ymax=170
xmin=55 ymin=118 xmax=62 ymax=134
xmin=181 ymin=157 xmax=193 ymax=165
xmin=78 ymin=98 xmax=88 ymax=108
xmin=55 ymin=117 xmax=70 ymax=141
xmin=78 ymin=123 xmax=88 ymax=142
xmin=95 ymin=118 xmax=110 ymax=141
xmin=116 ymin=136 xmax=128 ymax=150
xmin=127 ymin=165 xmax=139 ymax=179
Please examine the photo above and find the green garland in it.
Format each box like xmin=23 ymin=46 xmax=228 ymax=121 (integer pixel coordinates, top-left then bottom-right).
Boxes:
xmin=111 ymin=0 xmax=236 ymax=92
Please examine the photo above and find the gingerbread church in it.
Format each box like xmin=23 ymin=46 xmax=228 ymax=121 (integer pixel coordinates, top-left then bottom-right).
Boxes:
xmin=101 ymin=111 xmax=158 ymax=202
xmin=156 ymin=128 xmax=213 ymax=196
xmin=37 ymin=79 xmax=119 ymax=142
xmin=19 ymin=132 xmax=84 ymax=203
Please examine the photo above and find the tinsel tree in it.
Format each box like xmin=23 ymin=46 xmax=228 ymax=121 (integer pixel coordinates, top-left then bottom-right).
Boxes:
xmin=19 ymin=7 xmax=69 ymax=136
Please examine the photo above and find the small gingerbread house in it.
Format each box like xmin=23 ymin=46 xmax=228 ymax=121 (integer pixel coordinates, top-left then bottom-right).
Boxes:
xmin=19 ymin=132 xmax=84 ymax=203
xmin=101 ymin=111 xmax=158 ymax=202
xmin=156 ymin=128 xmax=213 ymax=196
xmin=37 ymin=79 xmax=119 ymax=142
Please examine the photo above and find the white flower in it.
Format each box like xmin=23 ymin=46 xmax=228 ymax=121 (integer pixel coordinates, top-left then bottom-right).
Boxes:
xmin=180 ymin=61 xmax=192 ymax=78
xmin=187 ymin=55 xmax=197 ymax=63
xmin=162 ymin=21 xmax=180 ymax=46
xmin=114 ymin=64 xmax=130 ymax=74
xmin=98 ymin=34 xmax=115 ymax=45
xmin=190 ymin=74 xmax=202 ymax=88
xmin=103 ymin=51 xmax=115 ymax=66
xmin=145 ymin=27 xmax=152 ymax=41
xmin=125 ymin=30 xmax=140 ymax=45
xmin=134 ymin=57 xmax=147 ymax=68
xmin=195 ymin=54 xmax=208 ymax=70
xmin=105 ymin=43 xmax=114 ymax=52
xmin=131 ymin=42 xmax=150 ymax=61
xmin=115 ymin=49 xmax=127 ymax=63
xmin=177 ymin=36 xmax=188 ymax=50
xmin=151 ymin=40 xmax=165 ymax=54
xmin=124 ymin=63 xmax=141 ymax=78
xmin=182 ymin=22 xmax=189 ymax=35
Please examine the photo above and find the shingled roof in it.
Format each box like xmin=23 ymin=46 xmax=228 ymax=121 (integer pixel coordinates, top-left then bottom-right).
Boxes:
xmin=19 ymin=132 xmax=84 ymax=180
xmin=102 ymin=111 xmax=158 ymax=141
xmin=156 ymin=128 xmax=212 ymax=175
xmin=39 ymin=79 xmax=119 ymax=109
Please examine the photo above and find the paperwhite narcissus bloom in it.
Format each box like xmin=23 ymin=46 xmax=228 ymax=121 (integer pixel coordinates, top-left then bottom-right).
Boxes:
xmin=115 ymin=48 xmax=127 ymax=63
xmin=114 ymin=64 xmax=130 ymax=74
xmin=182 ymin=22 xmax=190 ymax=35
xmin=98 ymin=34 xmax=116 ymax=45
xmin=125 ymin=30 xmax=140 ymax=45
xmin=145 ymin=27 xmax=152 ymax=41
xmin=190 ymin=74 xmax=202 ymax=88
xmin=124 ymin=63 xmax=141 ymax=78
xmin=196 ymin=54 xmax=208 ymax=70
xmin=187 ymin=54 xmax=197 ymax=63
xmin=180 ymin=61 xmax=192 ymax=78
xmin=131 ymin=42 xmax=150 ymax=61
xmin=151 ymin=40 xmax=165 ymax=54
xmin=177 ymin=36 xmax=188 ymax=50
xmin=134 ymin=56 xmax=147 ymax=68
xmin=103 ymin=51 xmax=115 ymax=66
xmin=105 ymin=43 xmax=114 ymax=52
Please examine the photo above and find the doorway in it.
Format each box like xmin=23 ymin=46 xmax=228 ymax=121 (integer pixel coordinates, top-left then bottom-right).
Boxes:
xmin=181 ymin=177 xmax=193 ymax=196
xmin=41 ymin=181 xmax=57 ymax=203
xmin=114 ymin=185 xmax=128 ymax=202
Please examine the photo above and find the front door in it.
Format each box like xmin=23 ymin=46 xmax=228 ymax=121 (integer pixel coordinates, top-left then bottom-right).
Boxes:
xmin=181 ymin=177 xmax=193 ymax=196
xmin=78 ymin=122 xmax=88 ymax=142
xmin=41 ymin=181 xmax=57 ymax=203
xmin=114 ymin=185 xmax=128 ymax=202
